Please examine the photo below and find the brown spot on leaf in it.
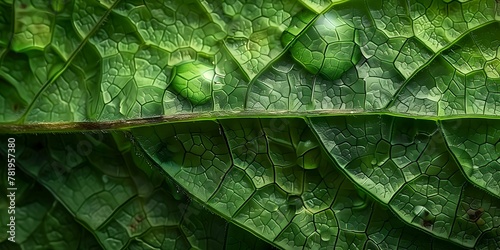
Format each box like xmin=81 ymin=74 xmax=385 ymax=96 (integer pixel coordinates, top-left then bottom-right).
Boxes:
xmin=467 ymin=208 xmax=484 ymax=222
xmin=422 ymin=219 xmax=434 ymax=230
xmin=129 ymin=214 xmax=146 ymax=233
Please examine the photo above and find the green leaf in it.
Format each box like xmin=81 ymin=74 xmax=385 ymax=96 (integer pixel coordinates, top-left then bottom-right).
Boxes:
xmin=132 ymin=118 xmax=499 ymax=248
xmin=0 ymin=0 xmax=498 ymax=123
xmin=11 ymin=0 xmax=55 ymax=52
xmin=0 ymin=177 xmax=102 ymax=249
xmin=200 ymin=0 xmax=304 ymax=80
xmin=389 ymin=23 xmax=500 ymax=116
xmin=309 ymin=115 xmax=500 ymax=247
xmin=0 ymin=132 xmax=273 ymax=249
xmin=285 ymin=9 xmax=362 ymax=80
xmin=1 ymin=0 xmax=500 ymax=249
xmin=170 ymin=60 xmax=215 ymax=105
xmin=442 ymin=119 xmax=500 ymax=198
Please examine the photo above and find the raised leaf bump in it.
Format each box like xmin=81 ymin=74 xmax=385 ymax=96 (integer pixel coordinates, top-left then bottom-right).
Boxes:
xmin=170 ymin=60 xmax=215 ymax=105
xmin=285 ymin=9 xmax=361 ymax=80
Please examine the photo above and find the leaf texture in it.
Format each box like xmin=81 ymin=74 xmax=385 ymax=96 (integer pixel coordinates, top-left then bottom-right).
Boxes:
xmin=0 ymin=0 xmax=499 ymax=249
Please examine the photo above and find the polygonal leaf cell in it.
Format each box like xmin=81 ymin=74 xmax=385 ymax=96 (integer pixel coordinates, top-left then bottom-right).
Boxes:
xmin=284 ymin=9 xmax=362 ymax=80
xmin=12 ymin=0 xmax=55 ymax=52
xmin=170 ymin=60 xmax=215 ymax=105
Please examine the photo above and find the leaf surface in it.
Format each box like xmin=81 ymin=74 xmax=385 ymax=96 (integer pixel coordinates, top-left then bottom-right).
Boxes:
xmin=0 ymin=0 xmax=499 ymax=249
xmin=0 ymin=133 xmax=273 ymax=249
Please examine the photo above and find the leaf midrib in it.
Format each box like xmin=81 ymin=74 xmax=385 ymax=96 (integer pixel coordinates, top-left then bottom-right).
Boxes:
xmin=3 ymin=110 xmax=500 ymax=133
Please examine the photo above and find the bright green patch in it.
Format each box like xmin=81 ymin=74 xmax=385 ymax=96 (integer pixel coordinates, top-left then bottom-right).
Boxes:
xmin=170 ymin=61 xmax=215 ymax=105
